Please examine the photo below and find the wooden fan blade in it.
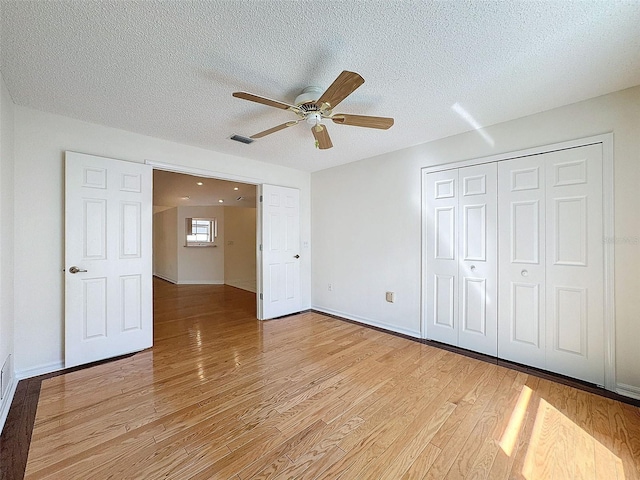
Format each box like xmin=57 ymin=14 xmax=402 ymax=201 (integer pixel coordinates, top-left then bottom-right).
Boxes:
xmin=331 ymin=114 xmax=394 ymax=130
xmin=315 ymin=71 xmax=364 ymax=110
xmin=233 ymin=92 xmax=300 ymax=111
xmin=250 ymin=121 xmax=298 ymax=139
xmin=312 ymin=124 xmax=333 ymax=150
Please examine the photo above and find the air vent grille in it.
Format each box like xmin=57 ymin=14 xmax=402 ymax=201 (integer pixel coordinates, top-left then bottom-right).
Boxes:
xmin=230 ymin=134 xmax=254 ymax=144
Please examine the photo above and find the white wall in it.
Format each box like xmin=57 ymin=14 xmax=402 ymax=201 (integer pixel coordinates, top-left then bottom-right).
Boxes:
xmin=154 ymin=205 xmax=256 ymax=289
xmin=177 ymin=206 xmax=225 ymax=284
xmin=0 ymin=72 xmax=16 ymax=425
xmin=153 ymin=207 xmax=178 ymax=283
xmin=224 ymin=207 xmax=257 ymax=293
xmin=12 ymin=106 xmax=311 ymax=376
xmin=312 ymin=86 xmax=640 ymax=391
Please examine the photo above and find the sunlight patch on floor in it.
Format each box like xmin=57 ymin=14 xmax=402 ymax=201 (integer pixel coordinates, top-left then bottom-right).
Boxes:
xmin=499 ymin=385 xmax=532 ymax=456
xmin=515 ymin=395 xmax=626 ymax=479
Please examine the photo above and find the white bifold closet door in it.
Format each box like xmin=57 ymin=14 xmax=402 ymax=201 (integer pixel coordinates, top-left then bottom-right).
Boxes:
xmin=426 ymin=163 xmax=497 ymax=356
xmin=498 ymin=144 xmax=604 ymax=385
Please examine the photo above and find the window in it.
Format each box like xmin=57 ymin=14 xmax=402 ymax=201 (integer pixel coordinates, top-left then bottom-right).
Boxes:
xmin=185 ymin=217 xmax=217 ymax=247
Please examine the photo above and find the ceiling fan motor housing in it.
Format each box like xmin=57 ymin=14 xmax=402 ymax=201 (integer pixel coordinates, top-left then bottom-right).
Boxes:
xmin=294 ymin=86 xmax=323 ymax=107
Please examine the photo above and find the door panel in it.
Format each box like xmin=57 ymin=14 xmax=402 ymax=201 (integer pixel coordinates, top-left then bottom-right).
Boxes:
xmin=457 ymin=163 xmax=497 ymax=356
xmin=462 ymin=277 xmax=486 ymax=335
xmin=260 ymin=184 xmax=301 ymax=319
xmin=121 ymin=202 xmax=142 ymax=258
xmin=83 ymin=277 xmax=107 ymax=338
xmin=554 ymin=196 xmax=587 ymax=265
xmin=545 ymin=144 xmax=604 ymax=385
xmin=434 ymin=274 xmax=455 ymax=328
xmin=554 ymin=286 xmax=587 ymax=356
xmin=65 ymin=152 xmax=152 ymax=368
xmin=425 ymin=169 xmax=458 ymax=346
xmin=511 ymin=200 xmax=540 ymax=263
xmin=511 ymin=282 xmax=540 ymax=347
xmin=462 ymin=204 xmax=486 ymax=261
xmin=435 ymin=207 xmax=456 ymax=259
xmin=498 ymin=156 xmax=546 ymax=369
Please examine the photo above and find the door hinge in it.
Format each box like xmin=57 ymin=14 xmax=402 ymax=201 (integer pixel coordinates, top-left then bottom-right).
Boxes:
xmin=260 ymin=195 xmax=263 ymax=203
xmin=259 ymin=244 xmax=262 ymax=251
xmin=259 ymin=293 xmax=263 ymax=300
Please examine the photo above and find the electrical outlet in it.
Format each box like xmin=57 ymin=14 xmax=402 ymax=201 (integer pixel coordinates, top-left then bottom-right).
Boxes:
xmin=385 ymin=291 xmax=395 ymax=303
xmin=328 ymin=283 xmax=333 ymax=291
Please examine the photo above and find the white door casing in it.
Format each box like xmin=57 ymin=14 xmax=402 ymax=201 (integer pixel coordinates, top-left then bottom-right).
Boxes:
xmin=458 ymin=163 xmax=497 ymax=356
xmin=260 ymin=184 xmax=302 ymax=320
xmin=65 ymin=152 xmax=152 ymax=368
xmin=498 ymin=155 xmax=547 ymax=369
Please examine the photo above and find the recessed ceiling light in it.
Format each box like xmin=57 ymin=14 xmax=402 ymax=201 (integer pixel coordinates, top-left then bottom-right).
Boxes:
xmin=181 ymin=196 xmax=190 ymax=200
xmin=233 ymin=187 xmax=239 ymax=191
xmin=218 ymin=199 xmax=224 ymax=203
xmin=196 ymin=182 xmax=203 ymax=186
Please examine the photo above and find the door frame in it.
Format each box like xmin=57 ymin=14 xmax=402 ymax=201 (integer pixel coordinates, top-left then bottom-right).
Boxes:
xmin=420 ymin=133 xmax=615 ymax=391
xmin=144 ymin=160 xmax=270 ymax=319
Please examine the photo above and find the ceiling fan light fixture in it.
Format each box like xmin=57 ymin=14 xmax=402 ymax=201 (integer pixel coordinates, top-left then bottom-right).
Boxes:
xmin=306 ymin=112 xmax=322 ymax=126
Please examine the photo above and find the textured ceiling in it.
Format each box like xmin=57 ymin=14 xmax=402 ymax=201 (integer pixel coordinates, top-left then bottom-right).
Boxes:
xmin=1 ymin=1 xmax=640 ymax=172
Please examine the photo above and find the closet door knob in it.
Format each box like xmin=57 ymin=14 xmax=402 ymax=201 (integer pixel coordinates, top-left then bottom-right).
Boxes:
xmin=470 ymin=265 xmax=476 ymax=271
xmin=521 ymin=269 xmax=528 ymax=277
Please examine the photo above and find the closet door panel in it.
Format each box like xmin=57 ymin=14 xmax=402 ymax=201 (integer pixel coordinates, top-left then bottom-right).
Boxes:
xmin=545 ymin=144 xmax=604 ymax=385
xmin=458 ymin=163 xmax=497 ymax=356
xmin=425 ymin=170 xmax=459 ymax=346
xmin=498 ymin=157 xmax=546 ymax=369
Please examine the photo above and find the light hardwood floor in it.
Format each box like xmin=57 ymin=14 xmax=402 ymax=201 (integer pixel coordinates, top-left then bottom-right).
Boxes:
xmin=24 ymin=279 xmax=640 ymax=479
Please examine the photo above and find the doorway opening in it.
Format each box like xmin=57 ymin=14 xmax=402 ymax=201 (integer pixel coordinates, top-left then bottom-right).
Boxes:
xmin=152 ymin=169 xmax=258 ymax=325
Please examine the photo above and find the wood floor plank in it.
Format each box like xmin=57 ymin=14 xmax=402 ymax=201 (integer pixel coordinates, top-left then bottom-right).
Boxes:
xmin=502 ymin=376 xmax=541 ymax=480
xmin=422 ymin=365 xmax=507 ymax=479
xmin=486 ymin=375 xmax=538 ymax=480
xmin=609 ymin=397 xmax=640 ymax=480
xmin=17 ymin=279 xmax=640 ymax=480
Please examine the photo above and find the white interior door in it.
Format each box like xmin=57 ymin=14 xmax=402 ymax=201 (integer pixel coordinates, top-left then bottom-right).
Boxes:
xmin=65 ymin=152 xmax=152 ymax=368
xmin=260 ymin=184 xmax=301 ymax=320
xmin=425 ymin=169 xmax=459 ymax=346
xmin=545 ymin=144 xmax=604 ymax=385
xmin=457 ymin=163 xmax=497 ymax=356
xmin=498 ymin=156 xmax=547 ymax=369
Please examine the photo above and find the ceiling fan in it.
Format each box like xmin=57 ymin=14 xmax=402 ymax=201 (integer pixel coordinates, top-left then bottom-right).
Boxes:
xmin=232 ymin=71 xmax=394 ymax=150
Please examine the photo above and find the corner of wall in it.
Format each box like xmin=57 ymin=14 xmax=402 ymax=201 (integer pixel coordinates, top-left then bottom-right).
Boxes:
xmin=0 ymin=69 xmax=17 ymax=433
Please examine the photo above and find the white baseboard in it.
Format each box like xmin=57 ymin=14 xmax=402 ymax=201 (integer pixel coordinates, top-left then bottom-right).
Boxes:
xmin=312 ymin=305 xmax=421 ymax=339
xmin=0 ymin=376 xmax=18 ymax=434
xmin=225 ymin=279 xmax=257 ymax=293
xmin=153 ymin=273 xmax=177 ymax=284
xmin=16 ymin=361 xmax=65 ymax=380
xmin=616 ymin=383 xmax=640 ymax=400
xmin=177 ymin=280 xmax=224 ymax=285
